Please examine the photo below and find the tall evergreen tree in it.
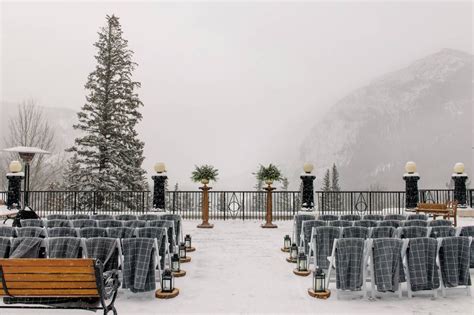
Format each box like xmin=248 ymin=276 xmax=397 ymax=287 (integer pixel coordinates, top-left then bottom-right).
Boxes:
xmin=321 ymin=169 xmax=332 ymax=211
xmin=322 ymin=169 xmax=331 ymax=191
xmin=331 ymin=163 xmax=341 ymax=191
xmin=66 ymin=15 xmax=146 ymax=192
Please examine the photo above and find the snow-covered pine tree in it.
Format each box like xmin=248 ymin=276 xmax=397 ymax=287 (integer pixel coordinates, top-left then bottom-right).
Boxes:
xmin=63 ymin=154 xmax=81 ymax=191
xmin=321 ymin=169 xmax=332 ymax=212
xmin=67 ymin=15 xmax=146 ymax=194
xmin=331 ymin=163 xmax=343 ymax=211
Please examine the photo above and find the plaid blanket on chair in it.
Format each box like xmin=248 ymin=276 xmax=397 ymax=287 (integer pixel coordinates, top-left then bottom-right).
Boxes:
xmin=293 ymin=214 xmax=316 ymax=246
xmin=137 ymin=227 xmax=167 ymax=269
xmin=406 ymin=237 xmax=439 ymax=291
xmin=301 ymin=220 xmax=326 ymax=254
xmin=138 ymin=214 xmax=160 ymax=221
xmin=319 ymin=214 xmax=339 ymax=221
xmin=363 ymin=214 xmax=383 ymax=221
xmin=0 ymin=226 xmax=16 ymax=237
xmin=342 ymin=227 xmax=369 ymax=239
xmin=372 ymin=238 xmax=403 ymax=292
xmin=313 ymin=226 xmax=341 ymax=269
xmin=439 ymin=237 xmax=471 ymax=287
xmin=115 ymin=214 xmax=137 ymax=221
xmin=335 ymin=238 xmax=365 ymax=291
xmin=91 ymin=214 xmax=113 ymax=221
xmin=16 ymin=227 xmax=46 ymax=238
xmin=399 ymin=227 xmax=428 ymax=239
xmin=384 ymin=214 xmax=406 ymax=221
xmin=47 ymin=227 xmax=77 ymax=237
xmin=20 ymin=219 xmax=43 ymax=227
xmin=68 ymin=214 xmax=90 ymax=220
xmin=46 ymin=220 xmax=72 ymax=228
xmin=85 ymin=237 xmax=119 ymax=272
xmin=354 ymin=220 xmax=377 ymax=228
xmin=10 ymin=237 xmax=43 ymax=258
xmin=98 ymin=220 xmax=123 ymax=228
xmin=72 ymin=219 xmax=97 ymax=228
xmin=46 ymin=214 xmax=68 ymax=220
xmin=159 ymin=214 xmax=183 ymax=243
xmin=122 ymin=238 xmax=156 ymax=292
xmin=107 ymin=227 xmax=135 ymax=239
xmin=0 ymin=237 xmax=11 ymax=258
xmin=329 ymin=220 xmax=352 ymax=228
xmin=371 ymin=226 xmax=396 ymax=239
xmin=340 ymin=214 xmax=361 ymax=221
xmin=378 ymin=220 xmax=401 ymax=228
xmin=123 ymin=220 xmax=147 ymax=228
xmin=148 ymin=220 xmax=176 ymax=252
xmin=48 ymin=237 xmax=82 ymax=258
xmin=430 ymin=226 xmax=456 ymax=238
xmin=403 ymin=220 xmax=428 ymax=227
xmin=459 ymin=226 xmax=474 ymax=268
xmin=79 ymin=227 xmax=108 ymax=238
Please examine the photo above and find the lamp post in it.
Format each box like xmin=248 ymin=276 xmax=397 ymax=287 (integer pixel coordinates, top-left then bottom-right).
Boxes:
xmin=152 ymin=162 xmax=167 ymax=211
xmin=3 ymin=146 xmax=50 ymax=209
xmin=300 ymin=163 xmax=316 ymax=210
xmin=197 ymin=179 xmax=214 ymax=228
xmin=403 ymin=161 xmax=420 ymax=209
xmin=6 ymin=161 xmax=23 ymax=209
xmin=261 ymin=180 xmax=277 ymax=228
xmin=452 ymin=162 xmax=468 ymax=208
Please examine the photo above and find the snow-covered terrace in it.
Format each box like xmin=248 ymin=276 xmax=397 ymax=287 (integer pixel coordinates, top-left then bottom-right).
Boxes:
xmin=5 ymin=217 xmax=473 ymax=315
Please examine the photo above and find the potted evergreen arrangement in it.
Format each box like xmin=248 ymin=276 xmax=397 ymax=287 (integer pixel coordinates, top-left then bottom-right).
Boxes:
xmin=256 ymin=164 xmax=283 ymax=186
xmin=191 ymin=165 xmax=219 ymax=185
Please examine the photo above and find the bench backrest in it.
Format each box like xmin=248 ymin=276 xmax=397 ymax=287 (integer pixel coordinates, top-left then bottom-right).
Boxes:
xmin=417 ymin=203 xmax=447 ymax=210
xmin=0 ymin=258 xmax=100 ymax=297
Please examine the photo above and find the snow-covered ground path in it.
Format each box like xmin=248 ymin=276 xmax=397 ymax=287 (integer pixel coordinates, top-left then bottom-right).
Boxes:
xmin=3 ymin=218 xmax=474 ymax=314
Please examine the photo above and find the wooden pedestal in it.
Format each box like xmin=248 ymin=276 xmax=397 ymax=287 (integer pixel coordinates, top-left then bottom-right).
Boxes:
xmin=281 ymin=248 xmax=290 ymax=253
xmin=197 ymin=223 xmax=214 ymax=229
xmin=186 ymin=247 xmax=196 ymax=252
xmin=293 ymin=269 xmax=311 ymax=276
xmin=155 ymin=288 xmax=180 ymax=299
xmin=261 ymin=223 xmax=278 ymax=228
xmin=286 ymin=257 xmax=297 ymax=263
xmin=172 ymin=270 xmax=186 ymax=277
xmin=180 ymin=257 xmax=191 ymax=263
xmin=307 ymin=289 xmax=331 ymax=299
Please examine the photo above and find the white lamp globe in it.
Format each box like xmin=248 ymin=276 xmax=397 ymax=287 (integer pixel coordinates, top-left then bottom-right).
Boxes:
xmin=303 ymin=163 xmax=314 ymax=174
xmin=154 ymin=162 xmax=166 ymax=173
xmin=453 ymin=162 xmax=465 ymax=174
xmin=405 ymin=161 xmax=417 ymax=174
xmin=9 ymin=160 xmax=22 ymax=173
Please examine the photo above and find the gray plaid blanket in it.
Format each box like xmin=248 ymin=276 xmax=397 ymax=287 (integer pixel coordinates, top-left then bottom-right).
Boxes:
xmin=342 ymin=227 xmax=369 ymax=239
xmin=159 ymin=214 xmax=182 ymax=243
xmin=439 ymin=237 xmax=471 ymax=287
xmin=47 ymin=227 xmax=77 ymax=237
xmin=335 ymin=238 xmax=365 ymax=291
xmin=301 ymin=220 xmax=326 ymax=254
xmin=378 ymin=220 xmax=401 ymax=228
xmin=79 ymin=227 xmax=108 ymax=238
xmin=115 ymin=214 xmax=138 ymax=221
xmin=403 ymin=220 xmax=428 ymax=227
xmin=20 ymin=219 xmax=43 ymax=227
xmin=48 ymin=237 xmax=82 ymax=258
xmin=85 ymin=237 xmax=119 ymax=272
xmin=0 ymin=237 xmax=11 ymax=258
xmin=137 ymin=227 xmax=167 ymax=269
xmin=148 ymin=220 xmax=176 ymax=251
xmin=407 ymin=214 xmax=428 ymax=221
xmin=107 ymin=227 xmax=135 ymax=239
xmin=123 ymin=220 xmax=147 ymax=228
xmin=428 ymin=220 xmax=452 ymax=227
xmin=354 ymin=220 xmax=378 ymax=228
xmin=46 ymin=214 xmax=68 ymax=220
xmin=72 ymin=219 xmax=98 ymax=228
xmin=68 ymin=214 xmax=91 ymax=220
xmin=318 ymin=214 xmax=339 ymax=221
xmin=122 ymin=238 xmax=156 ymax=292
xmin=46 ymin=220 xmax=72 ymax=228
xmin=313 ymin=226 xmax=341 ymax=269
xmin=91 ymin=214 xmax=114 ymax=220
xmin=459 ymin=226 xmax=474 ymax=268
xmin=363 ymin=214 xmax=384 ymax=221
xmin=340 ymin=215 xmax=361 ymax=221
xmin=0 ymin=226 xmax=16 ymax=237
xmin=16 ymin=227 xmax=46 ymax=238
xmin=98 ymin=220 xmax=123 ymax=228
xmin=329 ymin=220 xmax=352 ymax=228
xmin=372 ymin=238 xmax=403 ymax=292
xmin=293 ymin=214 xmax=316 ymax=246
xmin=371 ymin=226 xmax=396 ymax=239
xmin=430 ymin=226 xmax=456 ymax=238
xmin=406 ymin=237 xmax=439 ymax=291
xmin=384 ymin=215 xmax=406 ymax=221
xmin=10 ymin=237 xmax=43 ymax=258
xmin=138 ymin=214 xmax=160 ymax=221
xmin=400 ymin=227 xmax=428 ymax=239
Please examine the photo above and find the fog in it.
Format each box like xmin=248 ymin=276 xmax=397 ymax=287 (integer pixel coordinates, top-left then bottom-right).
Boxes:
xmin=1 ymin=1 xmax=472 ymax=190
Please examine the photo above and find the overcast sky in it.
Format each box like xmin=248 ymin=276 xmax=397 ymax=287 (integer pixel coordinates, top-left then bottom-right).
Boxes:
xmin=1 ymin=1 xmax=472 ymax=189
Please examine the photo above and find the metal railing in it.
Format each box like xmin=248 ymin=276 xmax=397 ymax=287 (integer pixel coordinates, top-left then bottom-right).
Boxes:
xmin=0 ymin=189 xmax=471 ymax=219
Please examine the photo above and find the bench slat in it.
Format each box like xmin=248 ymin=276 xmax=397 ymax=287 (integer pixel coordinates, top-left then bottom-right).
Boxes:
xmin=3 ymin=274 xmax=96 ymax=282
xmin=2 ymin=266 xmax=95 ymax=274
xmin=0 ymin=281 xmax=97 ymax=289
xmin=0 ymin=259 xmax=94 ymax=267
xmin=0 ymin=289 xmax=99 ymax=297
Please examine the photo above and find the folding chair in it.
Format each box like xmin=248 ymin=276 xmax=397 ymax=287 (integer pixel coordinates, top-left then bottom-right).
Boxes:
xmin=68 ymin=214 xmax=90 ymax=220
xmin=318 ymin=214 xmax=339 ymax=221
xmin=354 ymin=220 xmax=378 ymax=228
xmin=78 ymin=227 xmax=108 ymax=238
xmin=363 ymin=214 xmax=383 ymax=221
xmin=0 ymin=226 xmax=16 ymax=237
xmin=370 ymin=226 xmax=397 ymax=239
xmin=458 ymin=226 xmax=474 ymax=268
xmin=136 ymin=227 xmax=171 ymax=269
xmin=16 ymin=227 xmax=47 ymax=238
xmin=46 ymin=214 xmax=69 ymax=220
xmin=158 ymin=214 xmax=183 ymax=244
xmin=407 ymin=214 xmax=428 ymax=221
xmin=123 ymin=220 xmax=147 ymax=228
xmin=115 ymin=214 xmax=138 ymax=221
xmin=91 ymin=214 xmax=114 ymax=221
xmin=84 ymin=237 xmax=122 ymax=273
xmin=45 ymin=219 xmax=73 ymax=228
xmin=97 ymin=220 xmax=123 ymax=228
xmin=342 ymin=226 xmax=369 ymax=239
xmin=310 ymin=226 xmax=342 ymax=270
xmin=403 ymin=220 xmax=428 ymax=227
xmin=384 ymin=214 xmax=406 ymax=221
xmin=429 ymin=219 xmax=453 ymax=227
xmin=47 ymin=227 xmax=78 ymax=237
xmin=148 ymin=220 xmax=177 ymax=253
xmin=71 ymin=219 xmax=98 ymax=228
xmin=46 ymin=237 xmax=86 ymax=258
xmin=300 ymin=220 xmax=326 ymax=255
xmin=340 ymin=214 xmax=361 ymax=221
xmin=397 ymin=226 xmax=429 ymax=239
xmin=430 ymin=226 xmax=456 ymax=238
xmin=329 ymin=220 xmax=352 ymax=228
xmin=20 ymin=219 xmax=43 ymax=227
xmin=138 ymin=214 xmax=160 ymax=221
xmin=378 ymin=220 xmax=401 ymax=228
xmin=107 ymin=227 xmax=135 ymax=239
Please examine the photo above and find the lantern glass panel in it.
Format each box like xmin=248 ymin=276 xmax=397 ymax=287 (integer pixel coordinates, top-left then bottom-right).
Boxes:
xmin=290 ymin=244 xmax=298 ymax=259
xmin=185 ymin=235 xmax=192 ymax=248
xmin=297 ymin=253 xmax=307 ymax=271
xmin=284 ymin=235 xmax=291 ymax=249
xmin=313 ymin=268 xmax=326 ymax=292
xmin=179 ymin=243 xmax=186 ymax=258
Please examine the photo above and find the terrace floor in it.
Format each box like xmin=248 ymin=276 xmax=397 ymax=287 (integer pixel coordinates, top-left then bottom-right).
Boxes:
xmin=3 ymin=217 xmax=474 ymax=314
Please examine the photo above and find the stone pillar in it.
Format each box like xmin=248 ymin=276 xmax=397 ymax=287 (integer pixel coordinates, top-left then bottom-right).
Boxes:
xmin=152 ymin=174 xmax=167 ymax=210
xmin=452 ymin=173 xmax=468 ymax=207
xmin=300 ymin=174 xmax=316 ymax=210
xmin=403 ymin=173 xmax=420 ymax=209
xmin=6 ymin=172 xmax=24 ymax=209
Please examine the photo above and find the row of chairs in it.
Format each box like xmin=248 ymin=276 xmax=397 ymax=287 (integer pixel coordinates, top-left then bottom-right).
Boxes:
xmin=42 ymin=213 xmax=167 ymax=221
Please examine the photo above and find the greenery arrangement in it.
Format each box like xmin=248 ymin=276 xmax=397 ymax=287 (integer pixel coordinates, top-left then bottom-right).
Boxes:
xmin=255 ymin=164 xmax=283 ymax=183
xmin=191 ymin=165 xmax=219 ymax=183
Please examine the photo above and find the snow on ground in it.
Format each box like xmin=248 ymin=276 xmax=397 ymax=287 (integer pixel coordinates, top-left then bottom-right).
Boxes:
xmin=2 ymin=218 xmax=474 ymax=314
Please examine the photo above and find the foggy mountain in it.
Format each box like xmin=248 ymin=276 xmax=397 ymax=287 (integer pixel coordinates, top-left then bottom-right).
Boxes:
xmin=301 ymin=49 xmax=473 ymax=190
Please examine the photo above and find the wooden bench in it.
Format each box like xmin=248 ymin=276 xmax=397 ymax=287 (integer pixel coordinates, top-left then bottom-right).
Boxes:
xmin=0 ymin=258 xmax=119 ymax=314
xmin=415 ymin=202 xmax=458 ymax=226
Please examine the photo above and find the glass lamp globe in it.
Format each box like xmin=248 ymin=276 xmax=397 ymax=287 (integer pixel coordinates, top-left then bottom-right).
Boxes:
xmin=405 ymin=161 xmax=417 ymax=174
xmin=454 ymin=162 xmax=465 ymax=174
xmin=303 ymin=163 xmax=314 ymax=174
xmin=154 ymin=162 xmax=166 ymax=173
xmin=9 ymin=160 xmax=22 ymax=173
